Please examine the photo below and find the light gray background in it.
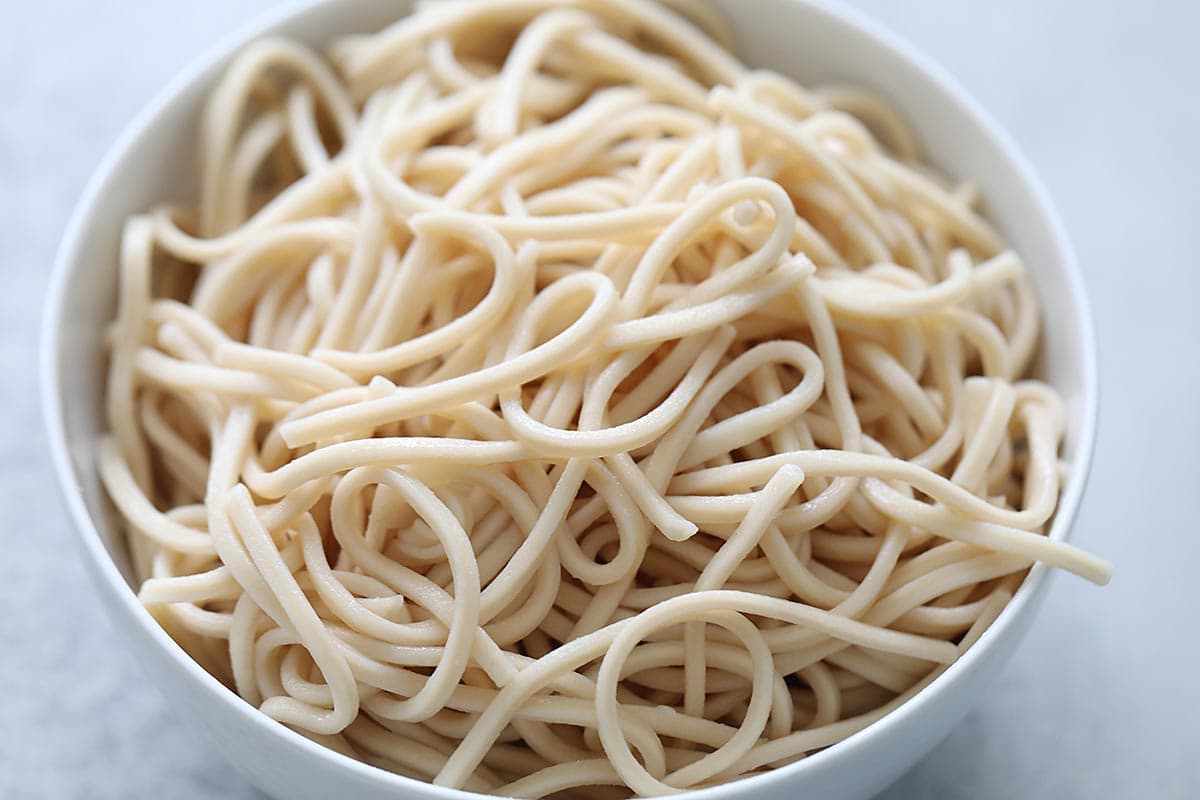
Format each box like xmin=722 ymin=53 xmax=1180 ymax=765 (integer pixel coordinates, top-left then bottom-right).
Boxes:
xmin=2 ymin=1 xmax=1195 ymax=797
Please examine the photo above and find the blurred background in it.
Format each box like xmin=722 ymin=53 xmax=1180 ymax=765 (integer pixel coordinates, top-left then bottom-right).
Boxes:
xmin=2 ymin=0 xmax=1196 ymax=797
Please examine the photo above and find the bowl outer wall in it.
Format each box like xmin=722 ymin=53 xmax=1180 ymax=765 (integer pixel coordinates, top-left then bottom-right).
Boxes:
xmin=40 ymin=0 xmax=1098 ymax=798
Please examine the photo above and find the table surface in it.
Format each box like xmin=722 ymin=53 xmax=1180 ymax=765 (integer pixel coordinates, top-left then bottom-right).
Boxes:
xmin=3 ymin=1 xmax=1196 ymax=797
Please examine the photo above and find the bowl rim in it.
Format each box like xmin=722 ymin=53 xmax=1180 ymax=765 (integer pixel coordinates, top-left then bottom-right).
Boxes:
xmin=40 ymin=0 xmax=1099 ymax=797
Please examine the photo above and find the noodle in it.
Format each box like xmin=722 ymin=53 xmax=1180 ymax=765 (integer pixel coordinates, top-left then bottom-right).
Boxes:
xmin=99 ymin=1 xmax=1112 ymax=796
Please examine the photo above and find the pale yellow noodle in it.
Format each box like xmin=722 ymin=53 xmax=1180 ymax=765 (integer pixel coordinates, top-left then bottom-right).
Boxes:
xmin=101 ymin=2 xmax=1110 ymax=797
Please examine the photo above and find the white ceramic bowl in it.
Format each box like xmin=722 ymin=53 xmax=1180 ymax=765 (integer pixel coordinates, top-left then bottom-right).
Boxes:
xmin=41 ymin=1 xmax=1098 ymax=798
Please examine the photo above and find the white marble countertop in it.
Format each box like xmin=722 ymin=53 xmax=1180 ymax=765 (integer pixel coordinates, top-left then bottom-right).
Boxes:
xmin=3 ymin=1 xmax=1197 ymax=797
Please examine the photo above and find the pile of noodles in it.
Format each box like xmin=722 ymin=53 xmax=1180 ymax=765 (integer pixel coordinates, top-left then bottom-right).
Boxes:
xmin=100 ymin=1 xmax=1111 ymax=796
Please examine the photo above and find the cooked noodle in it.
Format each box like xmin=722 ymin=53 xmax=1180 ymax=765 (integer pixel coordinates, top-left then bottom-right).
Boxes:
xmin=100 ymin=1 xmax=1112 ymax=796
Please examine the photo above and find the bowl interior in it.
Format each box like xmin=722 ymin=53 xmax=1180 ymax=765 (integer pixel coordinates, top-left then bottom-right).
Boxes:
xmin=43 ymin=0 xmax=1095 ymax=797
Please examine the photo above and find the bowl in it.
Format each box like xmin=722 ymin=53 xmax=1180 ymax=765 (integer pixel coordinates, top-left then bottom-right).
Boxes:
xmin=41 ymin=1 xmax=1098 ymax=798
